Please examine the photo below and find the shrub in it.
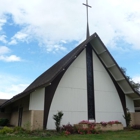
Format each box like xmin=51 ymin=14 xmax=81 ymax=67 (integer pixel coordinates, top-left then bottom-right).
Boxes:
xmin=62 ymin=123 xmax=75 ymax=134
xmin=114 ymin=120 xmax=121 ymax=124
xmin=132 ymin=125 xmax=140 ymax=129
xmin=13 ymin=126 xmax=25 ymax=133
xmin=79 ymin=120 xmax=96 ymax=126
xmin=0 ymin=126 xmax=13 ymax=134
xmin=79 ymin=120 xmax=91 ymax=124
xmin=108 ymin=121 xmax=121 ymax=125
xmin=100 ymin=120 xmax=121 ymax=126
xmin=0 ymin=119 xmax=9 ymax=126
xmin=100 ymin=121 xmax=108 ymax=126
xmin=123 ymin=108 xmax=131 ymax=127
xmin=77 ymin=124 xmax=95 ymax=134
xmin=53 ymin=111 xmax=63 ymax=132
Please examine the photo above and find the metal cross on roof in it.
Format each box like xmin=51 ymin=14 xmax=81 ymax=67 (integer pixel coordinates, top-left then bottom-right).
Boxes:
xmin=83 ymin=0 xmax=92 ymax=39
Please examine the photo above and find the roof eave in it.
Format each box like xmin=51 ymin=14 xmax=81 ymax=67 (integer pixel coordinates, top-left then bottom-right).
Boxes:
xmin=89 ymin=34 xmax=140 ymax=100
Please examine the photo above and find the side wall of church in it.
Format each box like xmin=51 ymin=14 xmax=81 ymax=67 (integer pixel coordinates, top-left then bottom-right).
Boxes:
xmin=93 ymin=51 xmax=126 ymax=126
xmin=29 ymin=88 xmax=45 ymax=110
xmin=47 ymin=50 xmax=87 ymax=130
xmin=125 ymin=95 xmax=135 ymax=112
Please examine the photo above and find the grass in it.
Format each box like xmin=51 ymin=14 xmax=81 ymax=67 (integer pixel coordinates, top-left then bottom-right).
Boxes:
xmin=0 ymin=130 xmax=140 ymax=140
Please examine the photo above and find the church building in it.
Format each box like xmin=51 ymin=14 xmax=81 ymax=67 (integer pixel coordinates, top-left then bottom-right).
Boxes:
xmin=0 ymin=32 xmax=140 ymax=130
xmin=1 ymin=0 xmax=140 ymax=130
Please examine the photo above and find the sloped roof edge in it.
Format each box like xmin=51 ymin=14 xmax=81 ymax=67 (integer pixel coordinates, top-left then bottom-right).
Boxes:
xmin=90 ymin=33 xmax=140 ymax=99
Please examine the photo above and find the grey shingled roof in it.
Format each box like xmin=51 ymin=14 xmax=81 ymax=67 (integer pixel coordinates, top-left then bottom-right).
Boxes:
xmin=0 ymin=99 xmax=8 ymax=106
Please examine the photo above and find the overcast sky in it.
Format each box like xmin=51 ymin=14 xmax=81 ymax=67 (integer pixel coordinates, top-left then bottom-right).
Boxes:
xmin=0 ymin=0 xmax=140 ymax=99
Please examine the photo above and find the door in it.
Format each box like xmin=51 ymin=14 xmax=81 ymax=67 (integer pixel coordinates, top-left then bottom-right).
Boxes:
xmin=18 ymin=107 xmax=23 ymax=126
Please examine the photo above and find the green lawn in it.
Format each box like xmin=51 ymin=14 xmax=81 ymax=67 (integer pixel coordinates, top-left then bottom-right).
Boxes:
xmin=0 ymin=130 xmax=140 ymax=140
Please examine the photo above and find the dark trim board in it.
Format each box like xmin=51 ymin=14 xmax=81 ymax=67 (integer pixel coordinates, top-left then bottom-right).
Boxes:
xmin=111 ymin=78 xmax=127 ymax=116
xmin=43 ymin=71 xmax=65 ymax=129
xmin=86 ymin=43 xmax=95 ymax=120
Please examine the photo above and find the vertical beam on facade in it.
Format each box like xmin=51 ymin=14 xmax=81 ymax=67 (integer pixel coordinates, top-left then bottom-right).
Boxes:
xmin=86 ymin=43 xmax=95 ymax=120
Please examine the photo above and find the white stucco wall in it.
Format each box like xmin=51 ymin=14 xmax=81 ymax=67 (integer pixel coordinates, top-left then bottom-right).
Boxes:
xmin=29 ymin=88 xmax=45 ymax=110
xmin=125 ymin=95 xmax=135 ymax=112
xmin=93 ymin=51 xmax=126 ymax=126
xmin=47 ymin=50 xmax=87 ymax=129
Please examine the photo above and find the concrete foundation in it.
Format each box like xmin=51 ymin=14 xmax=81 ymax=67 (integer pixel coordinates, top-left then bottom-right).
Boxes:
xmin=30 ymin=110 xmax=44 ymax=130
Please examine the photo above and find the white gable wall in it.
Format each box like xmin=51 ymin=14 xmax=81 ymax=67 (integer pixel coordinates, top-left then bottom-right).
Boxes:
xmin=47 ymin=48 xmax=135 ymax=129
xmin=93 ymin=51 xmax=126 ymax=126
xmin=47 ymin=50 xmax=87 ymax=129
xmin=29 ymin=88 xmax=45 ymax=110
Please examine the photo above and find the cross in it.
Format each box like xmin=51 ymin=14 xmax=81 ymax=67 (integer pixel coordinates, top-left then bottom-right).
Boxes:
xmin=83 ymin=0 xmax=92 ymax=39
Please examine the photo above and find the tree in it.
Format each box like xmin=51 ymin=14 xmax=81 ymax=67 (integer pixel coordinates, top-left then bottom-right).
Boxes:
xmin=123 ymin=108 xmax=131 ymax=127
xmin=121 ymin=67 xmax=140 ymax=92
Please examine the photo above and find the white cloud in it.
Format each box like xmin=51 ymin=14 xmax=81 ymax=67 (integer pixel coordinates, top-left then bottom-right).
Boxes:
xmin=0 ymin=46 xmax=10 ymax=54
xmin=0 ymin=46 xmax=21 ymax=62
xmin=0 ymin=35 xmax=7 ymax=43
xmin=0 ymin=73 xmax=29 ymax=99
xmin=0 ymin=92 xmax=13 ymax=99
xmin=8 ymin=39 xmax=17 ymax=45
xmin=13 ymin=32 xmax=28 ymax=40
xmin=6 ymin=84 xmax=28 ymax=95
xmin=0 ymin=55 xmax=21 ymax=62
xmin=0 ymin=84 xmax=28 ymax=99
xmin=9 ymin=31 xmax=29 ymax=45
xmin=132 ymin=76 xmax=140 ymax=83
xmin=12 ymin=0 xmax=140 ymax=51
xmin=45 ymin=44 xmax=66 ymax=53
xmin=0 ymin=0 xmax=138 ymax=52
xmin=0 ymin=18 xmax=6 ymax=31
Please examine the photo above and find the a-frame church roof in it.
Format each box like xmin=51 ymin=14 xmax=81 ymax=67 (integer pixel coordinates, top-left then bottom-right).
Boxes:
xmin=1 ymin=32 xmax=140 ymax=108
